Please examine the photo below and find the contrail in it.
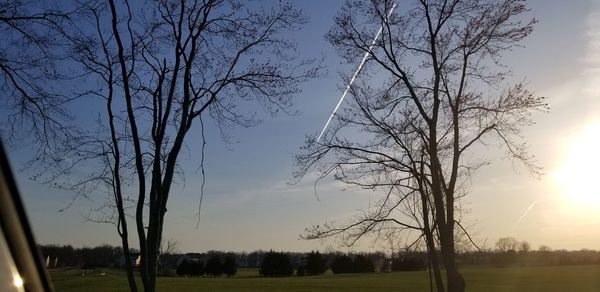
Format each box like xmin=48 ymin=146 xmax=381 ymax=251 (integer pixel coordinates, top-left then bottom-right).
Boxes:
xmin=517 ymin=200 xmax=537 ymax=224
xmin=316 ymin=2 xmax=398 ymax=142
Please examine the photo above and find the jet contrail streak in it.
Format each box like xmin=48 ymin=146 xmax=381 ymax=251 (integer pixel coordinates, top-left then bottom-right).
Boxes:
xmin=517 ymin=200 xmax=537 ymax=224
xmin=316 ymin=2 xmax=397 ymax=142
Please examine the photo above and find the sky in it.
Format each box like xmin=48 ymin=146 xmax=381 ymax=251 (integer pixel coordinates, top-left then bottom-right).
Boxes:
xmin=5 ymin=0 xmax=600 ymax=253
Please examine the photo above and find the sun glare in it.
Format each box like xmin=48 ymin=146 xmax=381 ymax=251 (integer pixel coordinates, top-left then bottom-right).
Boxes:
xmin=554 ymin=122 xmax=600 ymax=207
xmin=13 ymin=272 xmax=24 ymax=290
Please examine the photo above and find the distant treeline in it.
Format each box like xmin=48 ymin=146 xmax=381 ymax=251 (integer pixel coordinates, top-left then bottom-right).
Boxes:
xmin=38 ymin=244 xmax=600 ymax=276
xmin=176 ymin=252 xmax=237 ymax=277
xmin=39 ymin=244 xmax=127 ymax=269
xmin=459 ymin=249 xmax=600 ymax=267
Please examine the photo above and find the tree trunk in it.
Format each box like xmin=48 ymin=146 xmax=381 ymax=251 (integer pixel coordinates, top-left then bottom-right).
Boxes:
xmin=119 ymin=232 xmax=138 ymax=292
xmin=446 ymin=263 xmax=465 ymax=292
xmin=424 ymin=230 xmax=444 ymax=292
xmin=144 ymin=225 xmax=159 ymax=292
xmin=440 ymin=227 xmax=465 ymax=292
xmin=420 ymin=183 xmax=444 ymax=292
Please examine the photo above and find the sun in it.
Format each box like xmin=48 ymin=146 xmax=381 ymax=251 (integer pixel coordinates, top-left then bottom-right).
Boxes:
xmin=554 ymin=122 xmax=600 ymax=206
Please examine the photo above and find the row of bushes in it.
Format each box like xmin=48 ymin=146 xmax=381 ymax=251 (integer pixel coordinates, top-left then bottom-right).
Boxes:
xmin=329 ymin=254 xmax=375 ymax=274
xmin=259 ymin=251 xmax=332 ymax=277
xmin=257 ymin=251 xmax=422 ymax=277
xmin=176 ymin=253 xmax=237 ymax=277
xmin=176 ymin=252 xmax=374 ymax=278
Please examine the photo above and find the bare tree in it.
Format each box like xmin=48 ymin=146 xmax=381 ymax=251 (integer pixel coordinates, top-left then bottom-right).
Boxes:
xmin=295 ymin=1 xmax=545 ymax=291
xmin=161 ymin=238 xmax=180 ymax=256
xmin=518 ymin=240 xmax=531 ymax=253
xmin=496 ymin=237 xmax=519 ymax=252
xmin=25 ymin=0 xmax=320 ymax=291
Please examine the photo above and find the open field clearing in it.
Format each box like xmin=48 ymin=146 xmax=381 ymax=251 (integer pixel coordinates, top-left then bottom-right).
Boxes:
xmin=50 ymin=265 xmax=600 ymax=292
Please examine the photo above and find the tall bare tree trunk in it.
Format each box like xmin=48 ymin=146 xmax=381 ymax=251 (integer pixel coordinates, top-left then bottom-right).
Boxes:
xmin=422 ymin=200 xmax=444 ymax=292
xmin=438 ymin=219 xmax=464 ymax=292
xmin=119 ymin=228 xmax=137 ymax=292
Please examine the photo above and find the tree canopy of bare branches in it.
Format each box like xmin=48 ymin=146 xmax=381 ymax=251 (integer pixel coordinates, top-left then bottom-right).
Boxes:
xmin=0 ymin=1 xmax=78 ymax=151
xmin=15 ymin=0 xmax=320 ymax=291
xmin=295 ymin=1 xmax=546 ymax=291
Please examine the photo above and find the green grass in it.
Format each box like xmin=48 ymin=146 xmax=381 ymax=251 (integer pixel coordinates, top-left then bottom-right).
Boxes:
xmin=49 ymin=265 xmax=600 ymax=291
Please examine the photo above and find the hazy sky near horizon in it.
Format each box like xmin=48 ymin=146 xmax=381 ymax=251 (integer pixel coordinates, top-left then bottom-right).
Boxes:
xmin=6 ymin=0 xmax=600 ymax=253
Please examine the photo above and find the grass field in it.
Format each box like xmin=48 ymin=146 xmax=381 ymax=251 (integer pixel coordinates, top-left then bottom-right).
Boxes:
xmin=50 ymin=265 xmax=600 ymax=291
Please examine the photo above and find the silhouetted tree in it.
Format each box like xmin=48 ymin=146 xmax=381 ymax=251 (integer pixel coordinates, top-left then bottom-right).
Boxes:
xmin=259 ymin=251 xmax=294 ymax=277
xmin=519 ymin=241 xmax=531 ymax=253
xmin=305 ymin=251 xmax=328 ymax=275
xmin=190 ymin=261 xmax=205 ymax=277
xmin=353 ymin=254 xmax=375 ymax=273
xmin=222 ymin=253 xmax=237 ymax=277
xmin=205 ymin=254 xmax=224 ymax=277
xmin=22 ymin=1 xmax=320 ymax=291
xmin=496 ymin=237 xmax=519 ymax=252
xmin=296 ymin=265 xmax=306 ymax=276
xmin=176 ymin=260 xmax=191 ymax=277
xmin=176 ymin=259 xmax=204 ymax=277
xmin=295 ymin=1 xmax=545 ymax=291
xmin=39 ymin=245 xmax=76 ymax=267
xmin=330 ymin=255 xmax=354 ymax=274
xmin=247 ymin=251 xmax=264 ymax=268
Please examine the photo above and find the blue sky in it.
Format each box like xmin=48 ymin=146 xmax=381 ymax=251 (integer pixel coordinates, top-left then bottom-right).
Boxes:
xmin=6 ymin=0 xmax=600 ymax=253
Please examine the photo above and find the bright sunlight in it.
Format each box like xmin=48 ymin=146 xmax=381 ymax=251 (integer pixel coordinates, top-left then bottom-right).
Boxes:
xmin=555 ymin=122 xmax=600 ymax=206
